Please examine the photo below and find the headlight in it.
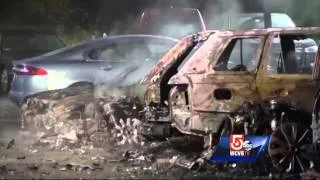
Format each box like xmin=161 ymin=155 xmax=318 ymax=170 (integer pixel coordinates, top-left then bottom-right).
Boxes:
xmin=304 ymin=45 xmax=318 ymax=53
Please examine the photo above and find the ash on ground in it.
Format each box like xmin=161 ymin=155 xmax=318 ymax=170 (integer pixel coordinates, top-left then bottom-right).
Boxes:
xmin=0 ymin=87 xmax=318 ymax=179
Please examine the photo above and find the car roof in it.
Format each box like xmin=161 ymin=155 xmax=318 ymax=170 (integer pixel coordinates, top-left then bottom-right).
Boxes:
xmin=200 ymin=27 xmax=320 ymax=37
xmin=40 ymin=34 xmax=178 ymax=57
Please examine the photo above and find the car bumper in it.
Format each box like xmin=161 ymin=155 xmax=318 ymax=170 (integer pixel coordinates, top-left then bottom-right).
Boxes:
xmin=9 ymin=74 xmax=76 ymax=106
xmin=9 ymin=75 xmax=50 ymax=106
xmin=8 ymin=90 xmax=30 ymax=106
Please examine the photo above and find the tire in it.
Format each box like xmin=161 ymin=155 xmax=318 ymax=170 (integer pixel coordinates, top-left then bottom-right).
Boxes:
xmin=0 ymin=67 xmax=10 ymax=93
xmin=268 ymin=122 xmax=312 ymax=174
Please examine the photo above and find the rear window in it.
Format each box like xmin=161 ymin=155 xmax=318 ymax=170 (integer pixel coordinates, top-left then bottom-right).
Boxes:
xmin=2 ymin=32 xmax=65 ymax=52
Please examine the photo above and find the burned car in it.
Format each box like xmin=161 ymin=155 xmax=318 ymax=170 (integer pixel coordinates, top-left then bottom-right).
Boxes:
xmin=21 ymin=27 xmax=320 ymax=174
xmin=140 ymin=28 xmax=320 ymax=173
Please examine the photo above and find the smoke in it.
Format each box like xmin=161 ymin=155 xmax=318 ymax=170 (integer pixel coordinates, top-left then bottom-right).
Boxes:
xmin=104 ymin=0 xmax=320 ymax=34
xmin=90 ymin=0 xmax=320 ymax=100
xmin=91 ymin=37 xmax=176 ymax=99
xmin=98 ymin=0 xmax=205 ymax=36
xmin=269 ymin=0 xmax=320 ymax=27
xmin=201 ymin=0 xmax=243 ymax=30
xmin=200 ymin=0 xmax=320 ymax=30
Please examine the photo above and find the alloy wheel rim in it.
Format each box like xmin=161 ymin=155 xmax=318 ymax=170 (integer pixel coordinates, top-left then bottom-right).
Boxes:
xmin=268 ymin=123 xmax=312 ymax=173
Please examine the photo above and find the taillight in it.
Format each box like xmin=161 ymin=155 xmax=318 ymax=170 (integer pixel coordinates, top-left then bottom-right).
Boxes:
xmin=13 ymin=65 xmax=47 ymax=76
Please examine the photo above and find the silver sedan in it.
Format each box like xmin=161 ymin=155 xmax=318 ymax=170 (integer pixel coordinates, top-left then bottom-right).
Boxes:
xmin=9 ymin=34 xmax=178 ymax=106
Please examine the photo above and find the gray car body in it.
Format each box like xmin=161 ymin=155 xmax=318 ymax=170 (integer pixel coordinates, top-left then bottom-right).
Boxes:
xmin=9 ymin=34 xmax=178 ymax=105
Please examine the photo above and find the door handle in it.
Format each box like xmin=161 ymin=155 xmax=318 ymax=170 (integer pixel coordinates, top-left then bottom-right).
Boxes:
xmin=100 ymin=65 xmax=112 ymax=71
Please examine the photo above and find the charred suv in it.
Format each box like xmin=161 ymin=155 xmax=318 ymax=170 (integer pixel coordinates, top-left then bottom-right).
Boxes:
xmin=141 ymin=28 xmax=320 ymax=173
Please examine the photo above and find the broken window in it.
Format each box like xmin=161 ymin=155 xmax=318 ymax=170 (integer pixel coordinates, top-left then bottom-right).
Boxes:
xmin=214 ymin=37 xmax=263 ymax=72
xmin=267 ymin=34 xmax=319 ymax=74
xmin=177 ymin=42 xmax=204 ymax=71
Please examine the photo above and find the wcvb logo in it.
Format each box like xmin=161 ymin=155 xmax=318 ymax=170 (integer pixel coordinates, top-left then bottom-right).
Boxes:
xmin=230 ymin=134 xmax=253 ymax=156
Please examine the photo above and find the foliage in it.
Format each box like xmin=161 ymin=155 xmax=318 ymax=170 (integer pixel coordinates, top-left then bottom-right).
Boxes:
xmin=59 ymin=27 xmax=97 ymax=45
xmin=0 ymin=0 xmax=319 ymax=45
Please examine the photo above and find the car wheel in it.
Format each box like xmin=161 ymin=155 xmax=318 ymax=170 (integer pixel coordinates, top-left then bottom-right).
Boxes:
xmin=0 ymin=68 xmax=10 ymax=93
xmin=268 ymin=122 xmax=312 ymax=174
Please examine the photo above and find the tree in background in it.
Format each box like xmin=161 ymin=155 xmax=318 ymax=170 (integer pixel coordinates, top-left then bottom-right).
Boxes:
xmin=0 ymin=0 xmax=103 ymax=44
xmin=0 ymin=0 xmax=319 ymax=44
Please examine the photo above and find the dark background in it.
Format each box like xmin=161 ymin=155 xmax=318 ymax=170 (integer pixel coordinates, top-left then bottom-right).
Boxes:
xmin=1 ymin=0 xmax=319 ymax=42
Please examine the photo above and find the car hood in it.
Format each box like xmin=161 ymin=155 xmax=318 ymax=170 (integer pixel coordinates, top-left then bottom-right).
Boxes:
xmin=140 ymin=31 xmax=213 ymax=87
xmin=140 ymin=35 xmax=196 ymax=86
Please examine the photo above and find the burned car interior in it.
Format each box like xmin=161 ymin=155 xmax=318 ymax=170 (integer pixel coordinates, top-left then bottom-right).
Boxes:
xmin=213 ymin=37 xmax=264 ymax=72
xmin=269 ymin=34 xmax=319 ymax=74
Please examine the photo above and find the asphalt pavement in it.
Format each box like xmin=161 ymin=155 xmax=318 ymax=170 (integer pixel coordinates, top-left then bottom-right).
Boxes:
xmin=0 ymin=93 xmax=317 ymax=179
xmin=0 ymin=94 xmax=20 ymax=139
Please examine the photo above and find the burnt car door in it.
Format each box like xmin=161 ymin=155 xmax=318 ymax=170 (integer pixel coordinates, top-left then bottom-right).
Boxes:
xmin=198 ymin=35 xmax=265 ymax=112
xmin=170 ymin=33 xmax=266 ymax=135
xmin=256 ymin=31 xmax=320 ymax=113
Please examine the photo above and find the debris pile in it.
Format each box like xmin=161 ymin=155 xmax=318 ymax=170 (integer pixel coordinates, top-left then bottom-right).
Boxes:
xmin=17 ymin=85 xmax=320 ymax=179
xmin=21 ymin=86 xmax=97 ymax=147
xmin=21 ymin=85 xmax=146 ymax=148
xmin=94 ymin=95 xmax=145 ymax=145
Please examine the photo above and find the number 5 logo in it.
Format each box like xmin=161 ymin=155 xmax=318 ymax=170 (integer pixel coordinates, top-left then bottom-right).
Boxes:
xmin=230 ymin=134 xmax=244 ymax=151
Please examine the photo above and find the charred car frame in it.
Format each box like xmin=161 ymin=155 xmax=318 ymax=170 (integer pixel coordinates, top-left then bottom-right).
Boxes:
xmin=140 ymin=27 xmax=320 ymax=173
xmin=20 ymin=27 xmax=320 ymax=175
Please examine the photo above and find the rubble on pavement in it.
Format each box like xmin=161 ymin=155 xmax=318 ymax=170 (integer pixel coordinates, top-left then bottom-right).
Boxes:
xmin=20 ymin=85 xmax=145 ymax=148
xmin=15 ymin=85 xmax=319 ymax=179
